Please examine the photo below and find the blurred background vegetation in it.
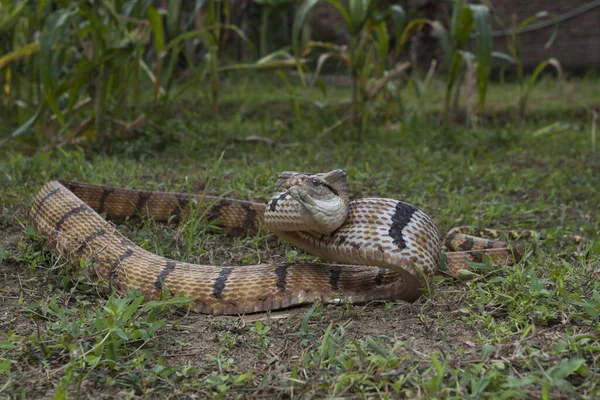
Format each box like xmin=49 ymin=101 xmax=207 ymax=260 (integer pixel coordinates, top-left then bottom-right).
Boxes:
xmin=0 ymin=0 xmax=598 ymax=151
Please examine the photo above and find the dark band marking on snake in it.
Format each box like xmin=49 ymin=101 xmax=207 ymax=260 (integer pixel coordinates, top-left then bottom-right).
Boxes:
xmin=213 ymin=267 xmax=233 ymax=299
xmin=389 ymin=201 xmax=418 ymax=250
xmin=155 ymin=260 xmax=178 ymax=290
xmin=55 ymin=204 xmax=91 ymax=231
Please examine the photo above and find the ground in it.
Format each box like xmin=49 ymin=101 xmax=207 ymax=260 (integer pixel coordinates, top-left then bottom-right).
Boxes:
xmin=0 ymin=75 xmax=599 ymax=399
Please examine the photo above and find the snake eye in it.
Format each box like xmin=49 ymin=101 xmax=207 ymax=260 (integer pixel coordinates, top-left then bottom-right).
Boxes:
xmin=311 ymin=177 xmax=319 ymax=186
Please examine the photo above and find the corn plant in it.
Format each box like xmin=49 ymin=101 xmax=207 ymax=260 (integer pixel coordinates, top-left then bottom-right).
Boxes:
xmin=0 ymin=0 xmax=158 ymax=147
xmin=0 ymin=0 xmax=249 ymax=146
xmin=489 ymin=9 xmax=562 ymax=125
xmin=433 ymin=0 xmax=493 ymax=129
xmin=292 ymin=0 xmax=420 ymax=138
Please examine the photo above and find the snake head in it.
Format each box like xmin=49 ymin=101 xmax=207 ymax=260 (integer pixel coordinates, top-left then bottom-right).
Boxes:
xmin=278 ymin=169 xmax=350 ymax=235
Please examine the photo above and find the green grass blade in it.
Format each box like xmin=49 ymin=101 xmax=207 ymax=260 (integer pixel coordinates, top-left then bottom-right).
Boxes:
xmin=400 ymin=18 xmax=430 ymax=47
xmin=517 ymin=11 xmax=559 ymax=49
xmin=469 ymin=4 xmax=492 ymax=107
xmin=525 ymin=57 xmax=562 ymax=99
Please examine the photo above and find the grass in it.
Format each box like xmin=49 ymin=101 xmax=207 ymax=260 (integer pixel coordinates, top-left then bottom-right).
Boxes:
xmin=0 ymin=72 xmax=599 ymax=399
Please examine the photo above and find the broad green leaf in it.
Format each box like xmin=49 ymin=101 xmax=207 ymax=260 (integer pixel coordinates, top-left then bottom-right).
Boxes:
xmin=390 ymin=5 xmax=407 ymax=53
xmin=166 ymin=0 xmax=183 ymax=39
xmin=348 ymin=0 xmax=368 ymax=35
xmin=549 ymin=358 xmax=585 ymax=380
xmin=454 ymin=7 xmax=474 ymax=48
xmin=450 ymin=0 xmax=465 ymax=41
xmin=119 ymin=294 xmax=145 ymax=323
xmin=470 ymin=4 xmax=492 ymax=106
xmin=148 ymin=6 xmax=165 ymax=53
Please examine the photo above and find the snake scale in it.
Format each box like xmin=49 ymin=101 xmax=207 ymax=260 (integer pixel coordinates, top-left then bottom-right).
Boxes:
xmin=30 ymin=170 xmax=519 ymax=315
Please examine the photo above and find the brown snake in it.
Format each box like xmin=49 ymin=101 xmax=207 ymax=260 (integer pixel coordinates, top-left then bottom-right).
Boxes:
xmin=29 ymin=170 xmax=518 ymax=315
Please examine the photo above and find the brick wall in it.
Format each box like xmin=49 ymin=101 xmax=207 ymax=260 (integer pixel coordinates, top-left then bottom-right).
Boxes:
xmin=488 ymin=0 xmax=600 ymax=70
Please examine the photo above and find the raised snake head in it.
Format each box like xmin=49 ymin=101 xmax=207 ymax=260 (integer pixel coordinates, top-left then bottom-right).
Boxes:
xmin=271 ymin=169 xmax=350 ymax=235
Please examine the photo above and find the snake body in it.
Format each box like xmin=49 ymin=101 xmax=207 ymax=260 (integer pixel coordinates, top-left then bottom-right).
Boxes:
xmin=29 ymin=170 xmax=516 ymax=315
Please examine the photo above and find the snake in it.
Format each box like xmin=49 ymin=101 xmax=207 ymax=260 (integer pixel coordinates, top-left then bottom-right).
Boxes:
xmin=30 ymin=170 xmax=523 ymax=315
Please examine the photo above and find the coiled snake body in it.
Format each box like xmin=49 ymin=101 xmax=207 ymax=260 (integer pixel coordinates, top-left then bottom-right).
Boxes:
xmin=30 ymin=170 xmax=516 ymax=315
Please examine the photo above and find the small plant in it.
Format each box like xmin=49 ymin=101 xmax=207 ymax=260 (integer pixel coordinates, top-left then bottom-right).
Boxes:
xmin=432 ymin=0 xmax=493 ymax=129
xmin=489 ymin=8 xmax=562 ymax=125
xmin=250 ymin=320 xmax=272 ymax=352
xmin=292 ymin=0 xmax=416 ymax=138
xmin=19 ymin=291 xmax=191 ymax=398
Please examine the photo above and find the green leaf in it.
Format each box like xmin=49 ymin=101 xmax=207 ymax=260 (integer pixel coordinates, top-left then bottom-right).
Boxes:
xmin=454 ymin=7 xmax=474 ymax=48
xmin=367 ymin=337 xmax=390 ymax=358
xmin=166 ymin=0 xmax=183 ymax=39
xmin=390 ymin=5 xmax=407 ymax=54
xmin=148 ymin=6 xmax=165 ymax=53
xmin=0 ymin=358 xmax=11 ymax=373
xmin=492 ymin=51 xmax=515 ymax=64
xmin=450 ymin=0 xmax=465 ymax=42
xmin=517 ymin=11 xmax=559 ymax=49
xmin=481 ymin=343 xmax=494 ymax=359
xmin=233 ymin=371 xmax=253 ymax=385
xmin=0 ymin=244 xmax=4 ymax=263
xmin=525 ymin=58 xmax=562 ymax=99
xmin=446 ymin=52 xmax=464 ymax=92
xmin=373 ymin=20 xmax=389 ymax=72
xmin=470 ymin=4 xmax=492 ymax=107
xmin=550 ymin=358 xmax=585 ymax=381
xmin=348 ymin=0 xmax=368 ymax=35
xmin=119 ymin=294 xmax=145 ymax=323
xmin=400 ymin=18 xmax=430 ymax=48
xmin=292 ymin=0 xmax=320 ymax=60
xmin=0 ymin=340 xmax=16 ymax=350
